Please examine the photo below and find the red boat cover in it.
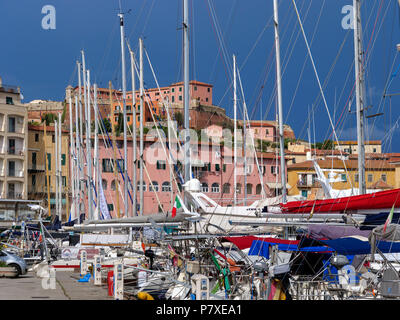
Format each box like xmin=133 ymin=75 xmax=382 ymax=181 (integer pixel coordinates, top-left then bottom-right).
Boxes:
xmin=222 ymin=236 xmax=299 ymax=250
xmin=280 ymin=188 xmax=400 ymax=213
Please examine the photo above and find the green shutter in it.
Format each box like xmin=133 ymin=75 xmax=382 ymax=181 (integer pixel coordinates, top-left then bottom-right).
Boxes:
xmin=61 ymin=154 xmax=66 ymax=166
xmin=47 ymin=153 xmax=51 ymax=170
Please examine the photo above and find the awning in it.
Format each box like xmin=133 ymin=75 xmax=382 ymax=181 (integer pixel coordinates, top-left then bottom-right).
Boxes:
xmin=266 ymin=182 xmax=291 ymax=189
xmin=190 ymin=159 xmax=205 ymax=167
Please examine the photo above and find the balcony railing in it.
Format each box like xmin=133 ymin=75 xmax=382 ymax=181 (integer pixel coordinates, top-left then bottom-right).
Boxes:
xmin=7 ymin=192 xmax=23 ymax=199
xmin=297 ymin=181 xmax=320 ymax=188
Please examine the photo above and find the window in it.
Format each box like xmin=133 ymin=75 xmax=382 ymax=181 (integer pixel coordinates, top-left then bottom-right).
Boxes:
xmin=6 ymin=96 xmax=13 ymax=105
xmin=222 ymin=183 xmax=231 ymax=194
xmin=355 ymin=174 xmax=359 ymax=183
xmin=172 ymin=88 xmax=175 ymax=93
xmin=149 ymin=181 xmax=159 ymax=192
xmin=271 ymin=166 xmax=279 ymax=174
xmin=156 ymin=160 xmax=166 ymax=170
xmin=61 ymin=154 xmax=66 ymax=166
xmin=215 ymin=164 xmax=220 ymax=172
xmin=382 ymin=174 xmax=387 ymax=182
xmin=194 ymin=86 xmax=197 ymax=91
xmin=52 ymin=134 xmax=55 ymax=143
xmin=368 ymin=174 xmax=373 ymax=183
xmin=179 ymin=87 xmax=182 ymax=92
xmin=107 ymin=204 xmax=114 ymax=212
xmin=223 ymin=164 xmax=226 ymax=172
xmin=201 ymin=183 xmax=209 ymax=193
xmin=32 ymin=174 xmax=36 ymax=186
xmin=236 ymin=183 xmax=242 ymax=194
xmin=8 ymin=138 xmax=15 ymax=154
xmin=207 ymin=88 xmax=210 ymax=92
xmin=172 ymin=96 xmax=175 ymax=103
xmin=266 ymin=129 xmax=269 ymax=136
xmin=102 ymin=179 xmax=107 ymax=190
xmin=8 ymin=117 xmax=15 ymax=132
xmin=256 ymin=184 xmax=262 ymax=195
xmin=206 ymin=98 xmax=209 ymax=102
xmin=111 ymin=180 xmax=116 ymax=191
xmin=126 ymin=105 xmax=131 ymax=111
xmin=373 ymin=148 xmax=377 ymax=153
xmin=8 ymin=160 xmax=15 ymax=176
xmin=179 ymin=95 xmax=182 ymax=101
xmin=127 ymin=116 xmax=130 ymax=122
xmin=62 ymin=176 xmax=66 ymax=187
xmin=102 ymin=159 xmax=113 ymax=172
xmin=35 ymin=133 xmax=39 ymax=142
xmin=137 ymin=181 xmax=146 ymax=191
xmin=116 ymin=159 xmax=124 ymax=171
xmin=32 ymin=152 xmax=37 ymax=166
xmin=341 ymin=174 xmax=347 ymax=182
xmin=246 ymin=183 xmax=253 ymax=195
xmin=162 ymin=181 xmax=171 ymax=192
xmin=211 ymin=183 xmax=220 ymax=193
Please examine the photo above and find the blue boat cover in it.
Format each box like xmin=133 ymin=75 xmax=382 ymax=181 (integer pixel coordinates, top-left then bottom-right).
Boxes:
xmin=248 ymin=240 xmax=333 ymax=259
xmin=318 ymin=236 xmax=400 ymax=255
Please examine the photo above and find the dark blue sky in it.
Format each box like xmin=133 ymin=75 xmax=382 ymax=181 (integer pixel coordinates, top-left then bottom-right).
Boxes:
xmin=1 ymin=0 xmax=400 ymax=152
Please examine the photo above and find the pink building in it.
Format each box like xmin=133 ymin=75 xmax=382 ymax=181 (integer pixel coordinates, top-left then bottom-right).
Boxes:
xmin=126 ymin=80 xmax=213 ymax=106
xmin=88 ymin=133 xmax=288 ymax=217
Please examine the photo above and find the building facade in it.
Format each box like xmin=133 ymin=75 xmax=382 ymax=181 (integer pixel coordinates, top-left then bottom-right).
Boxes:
xmin=0 ymin=78 xmax=28 ymax=200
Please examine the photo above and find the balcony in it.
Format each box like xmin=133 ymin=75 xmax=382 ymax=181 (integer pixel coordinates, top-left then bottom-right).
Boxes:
xmin=28 ymin=164 xmax=45 ymax=172
xmin=7 ymin=148 xmax=24 ymax=156
xmin=7 ymin=192 xmax=23 ymax=199
xmin=297 ymin=181 xmax=320 ymax=188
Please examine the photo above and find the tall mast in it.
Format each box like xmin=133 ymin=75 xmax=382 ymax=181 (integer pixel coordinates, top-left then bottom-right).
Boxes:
xmin=74 ymin=95 xmax=81 ymax=222
xmin=43 ymin=124 xmax=51 ymax=217
xmin=233 ymin=55 xmax=237 ymax=206
xmin=139 ymin=38 xmax=144 ymax=216
xmin=273 ymin=0 xmax=287 ymax=203
xmin=118 ymin=12 xmax=129 ymax=217
xmin=55 ymin=119 xmax=59 ymax=220
xmin=353 ymin=0 xmax=366 ymax=195
xmin=58 ymin=111 xmax=62 ymax=222
xmin=128 ymin=46 xmax=137 ymax=216
xmin=86 ymin=69 xmax=93 ymax=220
xmin=93 ymin=83 xmax=99 ymax=220
xmin=68 ymin=93 xmax=75 ymax=221
xmin=77 ymin=61 xmax=83 ymax=223
xmin=109 ymin=81 xmax=121 ymax=218
xmin=183 ymin=0 xmax=190 ymax=202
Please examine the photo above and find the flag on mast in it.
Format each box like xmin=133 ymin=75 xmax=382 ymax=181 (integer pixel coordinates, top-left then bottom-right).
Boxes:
xmin=383 ymin=204 xmax=395 ymax=234
xmin=171 ymin=195 xmax=181 ymax=218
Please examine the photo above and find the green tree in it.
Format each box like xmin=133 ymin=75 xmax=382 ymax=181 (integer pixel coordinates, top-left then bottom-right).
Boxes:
xmin=41 ymin=113 xmax=58 ymax=125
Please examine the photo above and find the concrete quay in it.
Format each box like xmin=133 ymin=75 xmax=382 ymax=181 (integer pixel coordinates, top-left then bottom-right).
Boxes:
xmin=0 ymin=271 xmax=113 ymax=300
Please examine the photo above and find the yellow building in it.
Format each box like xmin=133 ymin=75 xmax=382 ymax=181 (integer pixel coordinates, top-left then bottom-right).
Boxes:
xmin=287 ymin=159 xmax=395 ymax=199
xmin=334 ymin=140 xmax=382 ymax=154
xmin=27 ymin=124 xmax=70 ymax=215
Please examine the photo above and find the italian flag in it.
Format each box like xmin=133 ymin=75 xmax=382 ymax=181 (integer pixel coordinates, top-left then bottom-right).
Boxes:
xmin=383 ymin=204 xmax=395 ymax=234
xmin=171 ymin=196 xmax=181 ymax=218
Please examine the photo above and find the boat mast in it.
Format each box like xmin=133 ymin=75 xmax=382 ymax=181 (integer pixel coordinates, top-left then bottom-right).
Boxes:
xmin=233 ymin=54 xmax=237 ymax=206
xmin=353 ymin=0 xmax=366 ymax=195
xmin=86 ymin=69 xmax=93 ymax=220
xmin=139 ymin=38 xmax=144 ymax=216
xmin=273 ymin=0 xmax=287 ymax=203
xmin=74 ymin=95 xmax=81 ymax=221
xmin=68 ymin=93 xmax=75 ymax=221
xmin=128 ymin=46 xmax=137 ymax=217
xmin=58 ymin=111 xmax=62 ymax=222
xmin=93 ymin=83 xmax=99 ymax=220
xmin=118 ymin=12 xmax=129 ymax=218
xmin=109 ymin=81 xmax=121 ymax=218
xmin=55 ymin=118 xmax=59 ymax=220
xmin=183 ymin=0 xmax=190 ymax=204
xmin=77 ymin=61 xmax=83 ymax=223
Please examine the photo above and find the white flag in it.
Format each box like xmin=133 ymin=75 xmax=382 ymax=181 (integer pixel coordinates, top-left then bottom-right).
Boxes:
xmin=98 ymin=180 xmax=111 ymax=220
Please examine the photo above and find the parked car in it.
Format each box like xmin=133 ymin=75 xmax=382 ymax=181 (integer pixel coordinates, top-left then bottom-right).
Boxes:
xmin=0 ymin=249 xmax=27 ymax=277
